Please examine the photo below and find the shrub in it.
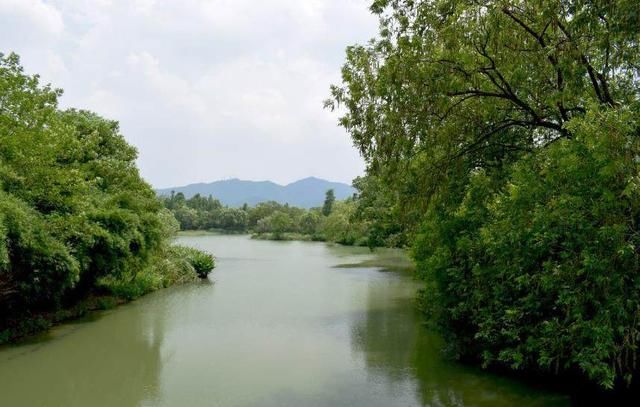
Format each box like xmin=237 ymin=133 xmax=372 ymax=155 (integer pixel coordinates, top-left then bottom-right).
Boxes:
xmin=97 ymin=244 xmax=214 ymax=298
xmin=415 ymin=110 xmax=640 ymax=388
xmin=168 ymin=246 xmax=215 ymax=279
xmin=186 ymin=248 xmax=215 ymax=278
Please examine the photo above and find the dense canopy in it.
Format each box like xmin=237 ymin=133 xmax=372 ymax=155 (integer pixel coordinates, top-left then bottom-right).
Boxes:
xmin=0 ymin=53 xmax=213 ymax=342
xmin=330 ymin=0 xmax=640 ymax=389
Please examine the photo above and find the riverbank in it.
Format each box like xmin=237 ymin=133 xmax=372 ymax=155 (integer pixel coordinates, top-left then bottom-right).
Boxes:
xmin=0 ymin=234 xmax=571 ymax=406
xmin=178 ymin=229 xmax=247 ymax=237
xmin=0 ymin=245 xmax=215 ymax=345
xmin=251 ymin=232 xmax=322 ymax=242
xmin=0 ymin=294 xmax=129 ymax=345
xmin=180 ymin=229 xmax=332 ymax=244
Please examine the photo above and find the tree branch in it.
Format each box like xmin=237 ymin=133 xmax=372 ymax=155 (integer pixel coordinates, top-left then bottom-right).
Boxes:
xmin=557 ymin=20 xmax=615 ymax=106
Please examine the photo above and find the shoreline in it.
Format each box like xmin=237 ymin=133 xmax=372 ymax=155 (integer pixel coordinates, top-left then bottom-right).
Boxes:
xmin=1 ymin=244 xmax=215 ymax=346
xmin=0 ymin=280 xmax=198 ymax=346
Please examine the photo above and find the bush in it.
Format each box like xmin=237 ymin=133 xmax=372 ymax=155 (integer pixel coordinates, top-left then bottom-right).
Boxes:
xmin=0 ymin=54 xmax=219 ymax=342
xmin=415 ymin=110 xmax=640 ymax=388
xmin=320 ymin=201 xmax=369 ymax=246
xmin=0 ymin=53 xmax=182 ymax=331
xmin=97 ymin=245 xmax=214 ymax=298
xmin=98 ymin=269 xmax=162 ymax=301
xmin=170 ymin=246 xmax=215 ymax=279
xmin=186 ymin=248 xmax=215 ymax=278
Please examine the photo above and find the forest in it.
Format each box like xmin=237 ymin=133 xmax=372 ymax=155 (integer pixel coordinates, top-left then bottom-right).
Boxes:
xmin=161 ymin=182 xmax=407 ymax=248
xmin=0 ymin=53 xmax=214 ymax=343
xmin=328 ymin=0 xmax=640 ymax=390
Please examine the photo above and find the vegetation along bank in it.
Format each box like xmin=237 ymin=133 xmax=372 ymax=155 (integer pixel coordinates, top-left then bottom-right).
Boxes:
xmin=327 ymin=0 xmax=640 ymax=391
xmin=162 ymin=180 xmax=409 ymax=249
xmin=0 ymin=53 xmax=215 ymax=344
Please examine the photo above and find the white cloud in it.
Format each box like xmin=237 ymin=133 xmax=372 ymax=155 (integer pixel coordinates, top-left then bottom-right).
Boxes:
xmin=127 ymin=51 xmax=208 ymax=116
xmin=0 ymin=0 xmax=64 ymax=43
xmin=0 ymin=0 xmax=379 ymax=187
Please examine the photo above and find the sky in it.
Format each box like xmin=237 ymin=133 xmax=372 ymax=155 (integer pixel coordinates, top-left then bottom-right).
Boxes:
xmin=0 ymin=0 xmax=379 ymax=188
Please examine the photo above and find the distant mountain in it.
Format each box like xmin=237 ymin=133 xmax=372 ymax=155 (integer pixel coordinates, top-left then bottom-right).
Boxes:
xmin=156 ymin=177 xmax=356 ymax=208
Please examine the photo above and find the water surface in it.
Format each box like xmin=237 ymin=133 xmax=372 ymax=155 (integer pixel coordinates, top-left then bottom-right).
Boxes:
xmin=0 ymin=235 xmax=568 ymax=406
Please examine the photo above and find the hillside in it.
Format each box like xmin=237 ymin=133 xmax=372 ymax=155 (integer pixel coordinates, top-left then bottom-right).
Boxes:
xmin=157 ymin=177 xmax=356 ymax=208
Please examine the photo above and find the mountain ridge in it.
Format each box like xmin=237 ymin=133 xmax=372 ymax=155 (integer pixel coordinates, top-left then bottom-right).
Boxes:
xmin=156 ymin=177 xmax=356 ymax=208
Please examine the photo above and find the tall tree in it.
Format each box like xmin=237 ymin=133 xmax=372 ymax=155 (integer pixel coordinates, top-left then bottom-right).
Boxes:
xmin=330 ymin=0 xmax=640 ymax=389
xmin=322 ymin=189 xmax=336 ymax=216
xmin=0 ymin=53 xmax=212 ymax=340
xmin=329 ymin=0 xmax=639 ymax=204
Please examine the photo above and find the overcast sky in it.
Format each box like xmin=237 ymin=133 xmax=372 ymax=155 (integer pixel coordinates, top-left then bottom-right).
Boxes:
xmin=0 ymin=0 xmax=379 ymax=188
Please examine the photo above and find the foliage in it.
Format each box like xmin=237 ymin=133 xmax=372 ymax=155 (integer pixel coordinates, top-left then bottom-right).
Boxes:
xmin=416 ymin=109 xmax=640 ymax=388
xmin=256 ymin=211 xmax=295 ymax=240
xmin=0 ymin=191 xmax=80 ymax=311
xmin=97 ymin=245 xmax=210 ymax=299
xmin=0 ymin=53 xmax=214 ymax=340
xmin=321 ymin=201 xmax=368 ymax=246
xmin=173 ymin=246 xmax=215 ymax=279
xmin=164 ymin=192 xmax=248 ymax=231
xmin=162 ymin=190 xmax=395 ymax=248
xmin=352 ymin=175 xmax=410 ymax=248
xmin=322 ymin=189 xmax=336 ymax=216
xmin=330 ymin=0 xmax=640 ymax=388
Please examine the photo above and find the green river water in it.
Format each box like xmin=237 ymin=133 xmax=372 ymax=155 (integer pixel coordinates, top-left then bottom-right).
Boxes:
xmin=0 ymin=234 xmax=570 ymax=406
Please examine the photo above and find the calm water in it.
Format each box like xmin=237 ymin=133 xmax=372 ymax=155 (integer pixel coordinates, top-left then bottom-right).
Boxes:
xmin=0 ymin=235 xmax=569 ymax=406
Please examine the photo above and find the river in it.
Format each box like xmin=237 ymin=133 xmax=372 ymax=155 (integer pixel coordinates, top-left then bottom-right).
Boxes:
xmin=0 ymin=234 xmax=569 ymax=406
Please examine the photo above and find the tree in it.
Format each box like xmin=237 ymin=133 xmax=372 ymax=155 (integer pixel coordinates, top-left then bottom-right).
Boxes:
xmin=329 ymin=0 xmax=639 ymax=203
xmin=330 ymin=0 xmax=640 ymax=388
xmin=248 ymin=201 xmax=283 ymax=228
xmin=0 ymin=53 xmax=213 ymax=340
xmin=320 ymin=200 xmax=368 ymax=246
xmin=352 ymin=175 xmax=409 ymax=248
xmin=322 ymin=189 xmax=335 ymax=216
xmin=218 ymin=208 xmax=249 ymax=231
xmin=256 ymin=211 xmax=293 ymax=240
xmin=299 ymin=211 xmax=321 ymax=236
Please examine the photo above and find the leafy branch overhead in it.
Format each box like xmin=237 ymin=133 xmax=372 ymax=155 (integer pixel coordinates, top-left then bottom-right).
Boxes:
xmin=330 ymin=0 xmax=640 ymax=389
xmin=330 ymin=0 xmax=639 ymax=184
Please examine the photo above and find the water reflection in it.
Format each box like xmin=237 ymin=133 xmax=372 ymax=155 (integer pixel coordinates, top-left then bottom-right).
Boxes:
xmin=349 ymin=270 xmax=569 ymax=407
xmin=0 ymin=294 xmax=170 ymax=407
xmin=0 ymin=235 xmax=570 ymax=407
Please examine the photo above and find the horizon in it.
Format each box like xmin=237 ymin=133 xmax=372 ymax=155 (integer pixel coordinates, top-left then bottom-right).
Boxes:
xmin=0 ymin=0 xmax=378 ymax=188
xmin=155 ymin=175 xmax=354 ymax=190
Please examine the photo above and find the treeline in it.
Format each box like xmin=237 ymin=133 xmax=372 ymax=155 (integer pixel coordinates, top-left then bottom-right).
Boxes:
xmin=163 ymin=192 xmax=248 ymax=232
xmin=330 ymin=0 xmax=640 ymax=390
xmin=0 ymin=54 xmax=213 ymax=343
xmin=162 ymin=186 xmax=407 ymax=247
